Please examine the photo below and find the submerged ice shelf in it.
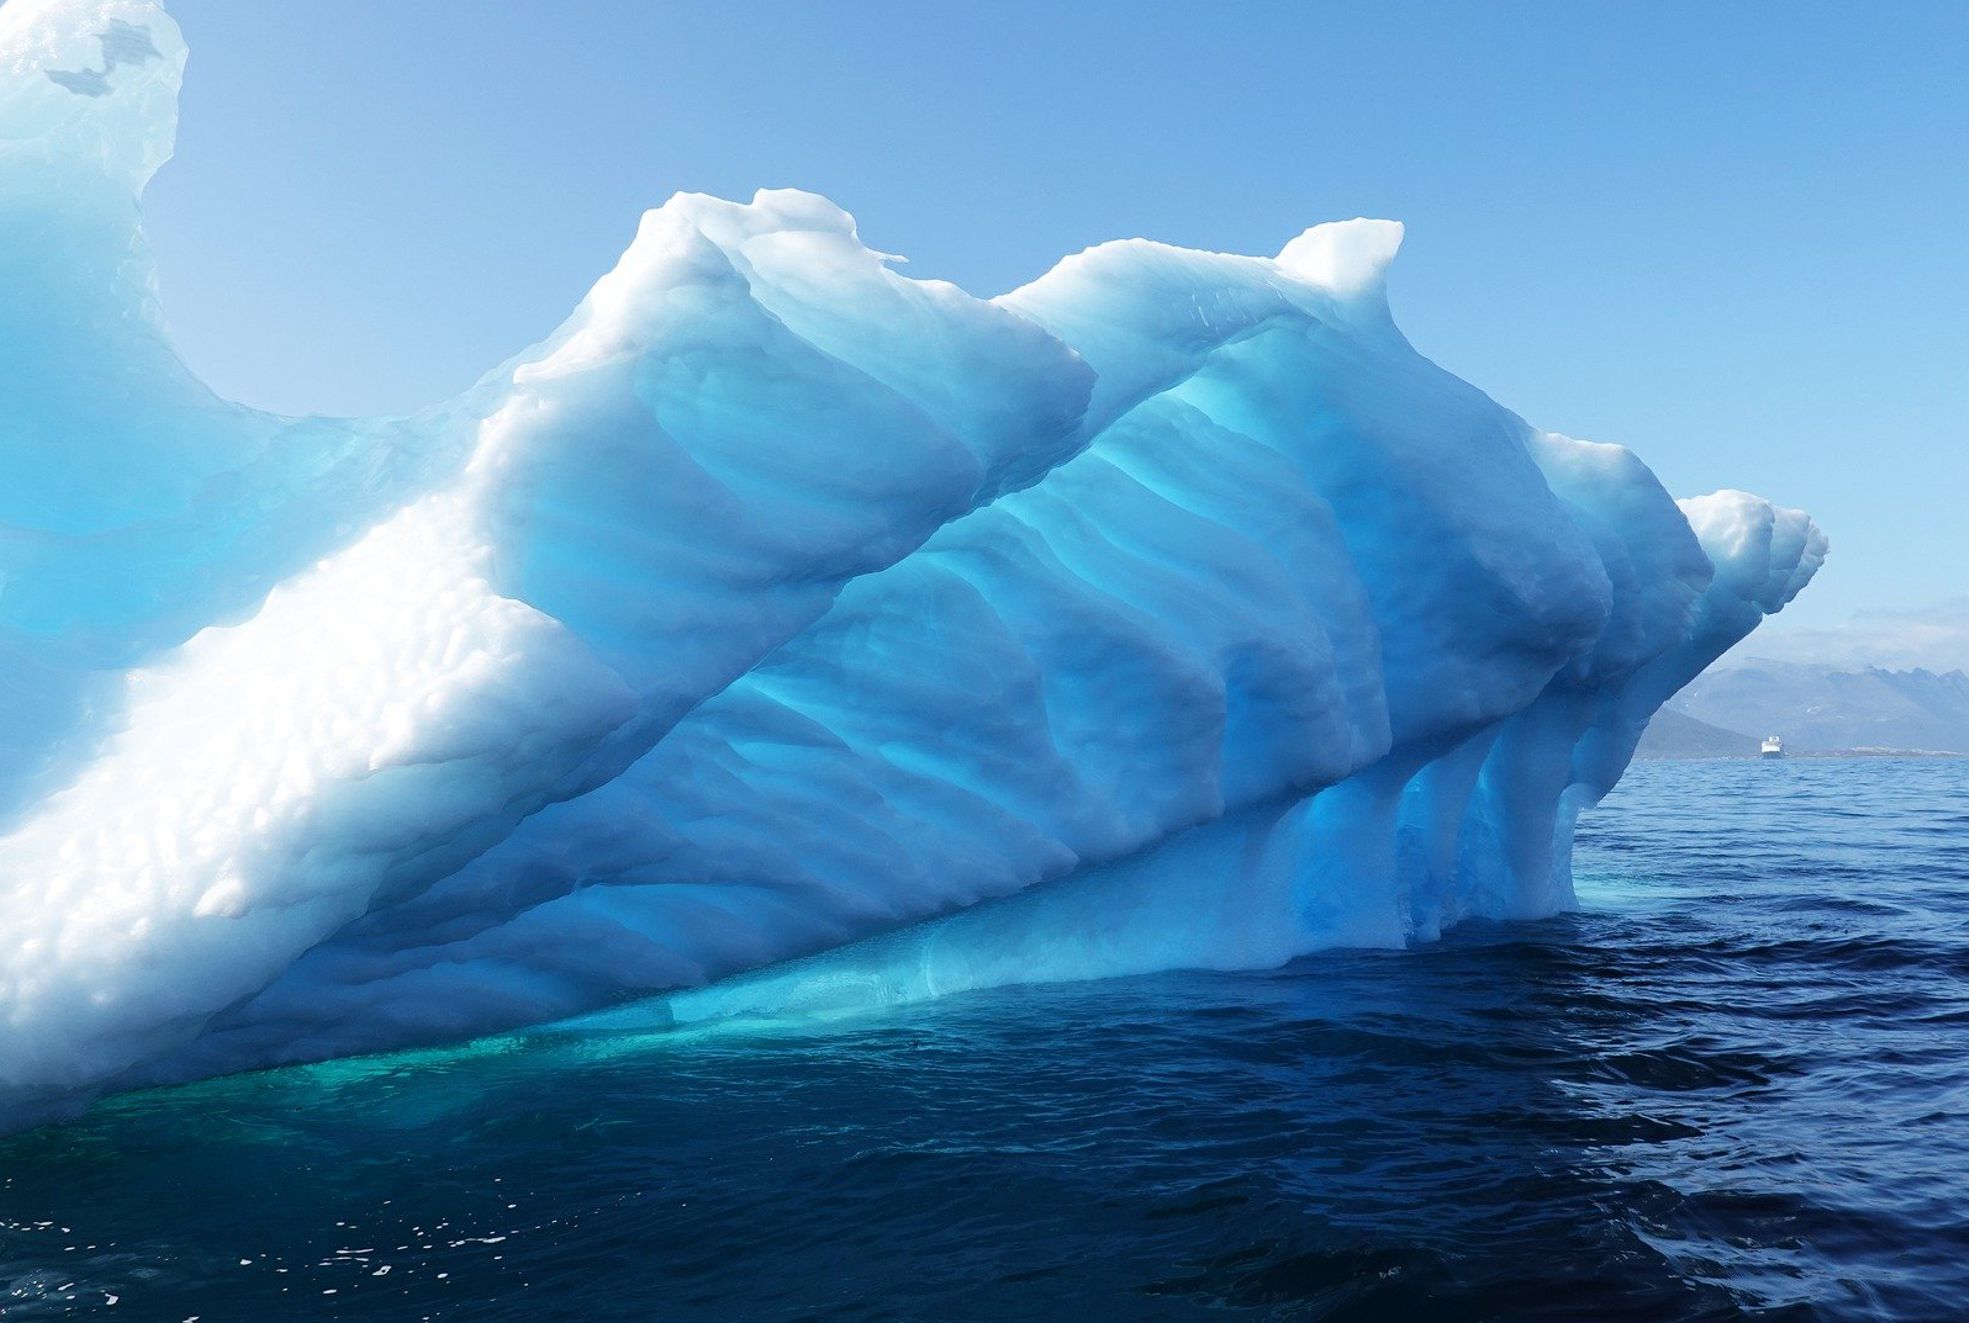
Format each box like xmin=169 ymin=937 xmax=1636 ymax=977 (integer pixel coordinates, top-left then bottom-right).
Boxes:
xmin=0 ymin=0 xmax=1825 ymax=1132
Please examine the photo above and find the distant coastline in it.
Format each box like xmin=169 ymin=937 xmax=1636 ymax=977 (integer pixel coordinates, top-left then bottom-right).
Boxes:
xmin=1637 ymin=659 xmax=1969 ymax=760
xmin=1635 ymin=746 xmax=1967 ymax=761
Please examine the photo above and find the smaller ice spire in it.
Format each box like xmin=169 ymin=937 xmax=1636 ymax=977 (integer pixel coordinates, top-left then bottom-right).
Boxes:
xmin=0 ymin=0 xmax=186 ymax=192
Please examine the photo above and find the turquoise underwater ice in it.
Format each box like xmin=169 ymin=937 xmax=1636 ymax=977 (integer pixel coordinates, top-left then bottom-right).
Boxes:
xmin=0 ymin=0 xmax=1824 ymax=1132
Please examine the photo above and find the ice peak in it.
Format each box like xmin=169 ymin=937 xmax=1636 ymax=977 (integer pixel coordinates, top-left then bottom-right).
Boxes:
xmin=1274 ymin=218 xmax=1405 ymax=301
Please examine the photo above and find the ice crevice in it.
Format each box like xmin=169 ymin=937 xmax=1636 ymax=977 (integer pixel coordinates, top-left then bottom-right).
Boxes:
xmin=0 ymin=0 xmax=1826 ymax=1130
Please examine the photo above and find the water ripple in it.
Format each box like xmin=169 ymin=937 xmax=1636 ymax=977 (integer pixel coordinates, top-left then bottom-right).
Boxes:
xmin=0 ymin=758 xmax=1964 ymax=1319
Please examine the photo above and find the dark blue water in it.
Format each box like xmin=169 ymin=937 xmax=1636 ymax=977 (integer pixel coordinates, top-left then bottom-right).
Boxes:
xmin=3 ymin=758 xmax=1965 ymax=1321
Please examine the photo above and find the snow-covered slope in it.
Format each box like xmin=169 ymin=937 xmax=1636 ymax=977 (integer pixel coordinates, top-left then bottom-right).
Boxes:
xmin=0 ymin=0 xmax=1825 ymax=1131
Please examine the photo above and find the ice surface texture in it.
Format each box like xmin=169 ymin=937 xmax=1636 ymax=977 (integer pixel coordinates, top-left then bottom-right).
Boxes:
xmin=0 ymin=0 xmax=1825 ymax=1131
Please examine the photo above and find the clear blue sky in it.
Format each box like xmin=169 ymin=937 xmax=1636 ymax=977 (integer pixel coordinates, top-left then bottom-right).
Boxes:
xmin=143 ymin=0 xmax=1968 ymax=637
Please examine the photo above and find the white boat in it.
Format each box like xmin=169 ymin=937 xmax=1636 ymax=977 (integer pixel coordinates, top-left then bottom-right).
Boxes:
xmin=1761 ymin=735 xmax=1785 ymax=759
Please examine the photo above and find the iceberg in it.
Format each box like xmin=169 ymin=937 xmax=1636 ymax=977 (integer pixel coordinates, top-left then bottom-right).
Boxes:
xmin=0 ymin=0 xmax=1825 ymax=1132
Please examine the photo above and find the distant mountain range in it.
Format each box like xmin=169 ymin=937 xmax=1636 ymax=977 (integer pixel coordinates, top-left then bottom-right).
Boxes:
xmin=1640 ymin=660 xmax=1969 ymax=757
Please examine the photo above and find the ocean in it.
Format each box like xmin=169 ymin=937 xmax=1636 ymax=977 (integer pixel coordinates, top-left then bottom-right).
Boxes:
xmin=3 ymin=757 xmax=1964 ymax=1320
